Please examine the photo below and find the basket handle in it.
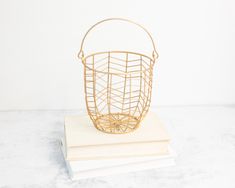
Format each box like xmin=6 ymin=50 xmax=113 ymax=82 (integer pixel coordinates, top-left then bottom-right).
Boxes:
xmin=78 ymin=18 xmax=159 ymax=61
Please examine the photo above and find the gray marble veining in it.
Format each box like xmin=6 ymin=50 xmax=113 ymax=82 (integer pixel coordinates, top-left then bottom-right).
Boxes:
xmin=0 ymin=106 xmax=235 ymax=188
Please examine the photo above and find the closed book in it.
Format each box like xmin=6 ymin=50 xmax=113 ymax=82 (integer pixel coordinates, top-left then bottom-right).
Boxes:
xmin=60 ymin=140 xmax=175 ymax=180
xmin=64 ymin=112 xmax=170 ymax=160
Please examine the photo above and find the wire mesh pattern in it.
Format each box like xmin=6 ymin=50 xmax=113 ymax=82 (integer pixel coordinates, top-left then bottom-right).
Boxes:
xmin=78 ymin=18 xmax=158 ymax=134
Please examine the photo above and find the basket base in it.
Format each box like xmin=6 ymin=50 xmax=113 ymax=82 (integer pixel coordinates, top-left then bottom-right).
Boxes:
xmin=94 ymin=113 xmax=140 ymax=134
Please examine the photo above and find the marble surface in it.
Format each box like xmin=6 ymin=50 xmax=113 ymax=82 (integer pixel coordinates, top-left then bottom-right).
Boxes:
xmin=0 ymin=106 xmax=235 ymax=188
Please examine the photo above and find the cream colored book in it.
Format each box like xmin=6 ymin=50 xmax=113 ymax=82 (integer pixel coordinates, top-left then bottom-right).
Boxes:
xmin=60 ymin=140 xmax=176 ymax=180
xmin=64 ymin=111 xmax=170 ymax=160
xmin=69 ymin=158 xmax=175 ymax=180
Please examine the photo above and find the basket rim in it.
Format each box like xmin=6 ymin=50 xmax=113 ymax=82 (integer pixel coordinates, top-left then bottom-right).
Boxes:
xmin=82 ymin=51 xmax=154 ymax=76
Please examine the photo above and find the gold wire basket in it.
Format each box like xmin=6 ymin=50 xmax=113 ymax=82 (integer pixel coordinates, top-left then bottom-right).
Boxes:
xmin=78 ymin=18 xmax=158 ymax=134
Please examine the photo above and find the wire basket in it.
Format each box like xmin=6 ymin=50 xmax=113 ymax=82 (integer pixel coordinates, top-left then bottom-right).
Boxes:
xmin=78 ymin=18 xmax=158 ymax=134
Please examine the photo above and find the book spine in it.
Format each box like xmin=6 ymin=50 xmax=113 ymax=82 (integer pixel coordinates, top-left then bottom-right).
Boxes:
xmin=71 ymin=158 xmax=175 ymax=180
xmin=67 ymin=141 xmax=169 ymax=160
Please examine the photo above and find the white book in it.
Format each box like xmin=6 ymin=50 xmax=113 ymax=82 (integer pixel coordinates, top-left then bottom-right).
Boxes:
xmin=64 ymin=112 xmax=170 ymax=160
xmin=60 ymin=140 xmax=176 ymax=180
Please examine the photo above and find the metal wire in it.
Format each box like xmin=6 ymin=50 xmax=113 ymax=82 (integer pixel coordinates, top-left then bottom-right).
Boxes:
xmin=78 ymin=18 xmax=158 ymax=134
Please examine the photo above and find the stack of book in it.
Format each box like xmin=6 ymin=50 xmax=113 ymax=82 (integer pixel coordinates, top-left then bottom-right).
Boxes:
xmin=60 ymin=112 xmax=175 ymax=180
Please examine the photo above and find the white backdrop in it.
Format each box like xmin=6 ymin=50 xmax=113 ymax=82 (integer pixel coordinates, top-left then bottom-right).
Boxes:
xmin=0 ymin=0 xmax=234 ymax=110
